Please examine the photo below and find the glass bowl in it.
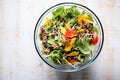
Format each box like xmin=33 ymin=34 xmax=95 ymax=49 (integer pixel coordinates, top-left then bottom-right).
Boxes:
xmin=34 ymin=2 xmax=104 ymax=72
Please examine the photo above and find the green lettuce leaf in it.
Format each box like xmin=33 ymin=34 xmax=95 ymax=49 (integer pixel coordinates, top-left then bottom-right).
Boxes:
xmin=92 ymin=26 xmax=99 ymax=34
xmin=52 ymin=5 xmax=80 ymax=19
xmin=52 ymin=6 xmax=65 ymax=19
xmin=68 ymin=17 xmax=78 ymax=26
xmin=45 ymin=50 xmax=64 ymax=65
xmin=47 ymin=37 xmax=55 ymax=44
xmin=75 ymin=40 xmax=94 ymax=54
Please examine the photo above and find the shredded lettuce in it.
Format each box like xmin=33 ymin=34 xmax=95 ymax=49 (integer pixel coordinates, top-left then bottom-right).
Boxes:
xmin=47 ymin=37 xmax=56 ymax=44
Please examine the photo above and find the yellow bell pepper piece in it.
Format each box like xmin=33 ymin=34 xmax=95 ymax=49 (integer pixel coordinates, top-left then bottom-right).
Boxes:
xmin=67 ymin=51 xmax=79 ymax=56
xmin=45 ymin=17 xmax=52 ymax=26
xmin=78 ymin=14 xmax=92 ymax=25
xmin=59 ymin=26 xmax=66 ymax=34
xmin=58 ymin=42 xmax=62 ymax=46
xmin=77 ymin=27 xmax=85 ymax=33
xmin=65 ymin=23 xmax=70 ymax=29
xmin=65 ymin=38 xmax=76 ymax=51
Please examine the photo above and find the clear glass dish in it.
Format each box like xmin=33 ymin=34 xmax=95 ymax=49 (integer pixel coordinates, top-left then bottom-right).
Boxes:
xmin=34 ymin=2 xmax=104 ymax=72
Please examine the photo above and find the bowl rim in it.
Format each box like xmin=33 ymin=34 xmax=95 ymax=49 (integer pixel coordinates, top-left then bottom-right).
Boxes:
xmin=34 ymin=2 xmax=104 ymax=72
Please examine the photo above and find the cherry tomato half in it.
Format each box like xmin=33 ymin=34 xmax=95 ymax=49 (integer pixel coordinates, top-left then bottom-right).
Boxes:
xmin=90 ymin=32 xmax=98 ymax=45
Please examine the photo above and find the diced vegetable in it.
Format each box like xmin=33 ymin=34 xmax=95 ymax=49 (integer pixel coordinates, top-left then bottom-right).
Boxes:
xmin=78 ymin=14 xmax=93 ymax=25
xmin=58 ymin=42 xmax=62 ymax=46
xmin=46 ymin=17 xmax=52 ymax=26
xmin=65 ymin=23 xmax=71 ymax=29
xmin=90 ymin=32 xmax=98 ymax=45
xmin=64 ymin=38 xmax=76 ymax=51
xmin=59 ymin=26 xmax=66 ymax=34
xmin=64 ymin=29 xmax=78 ymax=40
xmin=67 ymin=51 xmax=79 ymax=56
xmin=77 ymin=28 xmax=85 ymax=33
xmin=69 ymin=59 xmax=77 ymax=63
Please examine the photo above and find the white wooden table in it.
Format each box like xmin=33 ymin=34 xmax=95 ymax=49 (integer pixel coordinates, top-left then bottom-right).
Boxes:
xmin=0 ymin=0 xmax=120 ymax=80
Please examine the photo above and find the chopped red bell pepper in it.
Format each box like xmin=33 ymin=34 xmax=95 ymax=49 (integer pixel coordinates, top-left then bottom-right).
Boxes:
xmin=69 ymin=59 xmax=77 ymax=63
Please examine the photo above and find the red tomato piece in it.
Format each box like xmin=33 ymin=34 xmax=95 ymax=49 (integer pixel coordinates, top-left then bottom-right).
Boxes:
xmin=69 ymin=59 xmax=77 ymax=63
xmin=64 ymin=29 xmax=78 ymax=40
xmin=90 ymin=32 xmax=98 ymax=45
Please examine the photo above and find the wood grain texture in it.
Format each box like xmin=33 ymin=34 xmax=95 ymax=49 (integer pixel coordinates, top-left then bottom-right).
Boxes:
xmin=0 ymin=0 xmax=3 ymax=78
xmin=0 ymin=0 xmax=120 ymax=80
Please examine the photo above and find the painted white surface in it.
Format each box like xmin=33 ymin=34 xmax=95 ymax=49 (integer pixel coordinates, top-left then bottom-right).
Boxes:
xmin=0 ymin=0 xmax=120 ymax=80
